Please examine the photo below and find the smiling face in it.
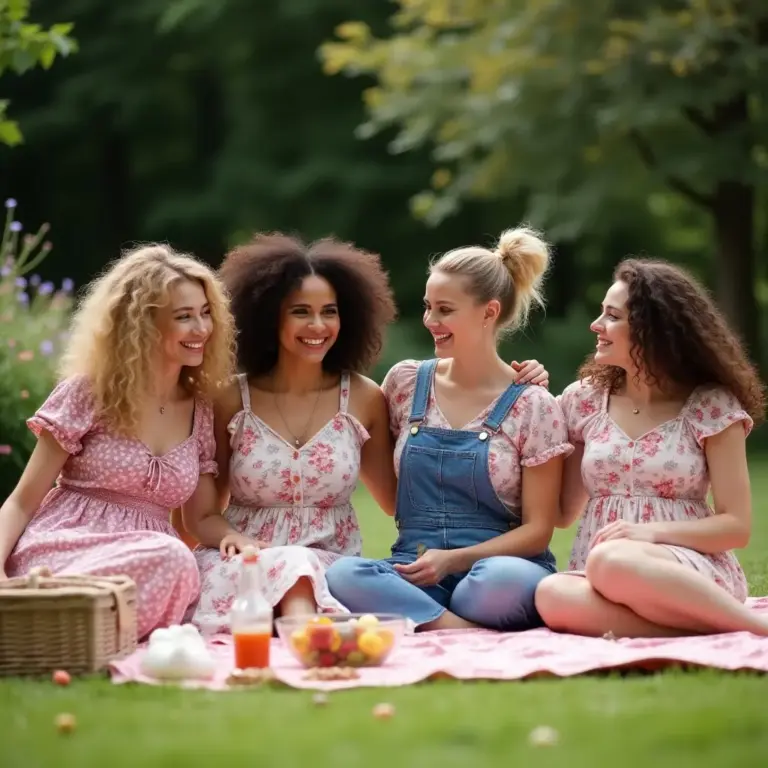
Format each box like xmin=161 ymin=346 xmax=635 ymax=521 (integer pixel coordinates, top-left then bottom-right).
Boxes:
xmin=590 ymin=280 xmax=633 ymax=369
xmin=278 ymin=274 xmax=340 ymax=363
xmin=155 ymin=278 xmax=213 ymax=369
xmin=423 ymin=270 xmax=498 ymax=358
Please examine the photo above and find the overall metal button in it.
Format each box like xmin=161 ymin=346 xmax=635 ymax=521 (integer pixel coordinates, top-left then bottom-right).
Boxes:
xmin=410 ymin=426 xmax=419 ymax=435
xmin=478 ymin=431 xmax=489 ymax=441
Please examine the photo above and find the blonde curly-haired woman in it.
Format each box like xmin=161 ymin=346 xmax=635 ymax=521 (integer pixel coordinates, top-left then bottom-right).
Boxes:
xmin=0 ymin=244 xmax=236 ymax=639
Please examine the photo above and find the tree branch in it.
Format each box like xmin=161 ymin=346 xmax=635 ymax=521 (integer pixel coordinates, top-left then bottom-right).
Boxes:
xmin=629 ymin=129 xmax=714 ymax=209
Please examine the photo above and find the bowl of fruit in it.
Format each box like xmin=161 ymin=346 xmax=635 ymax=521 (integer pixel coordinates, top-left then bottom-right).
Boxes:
xmin=275 ymin=613 xmax=406 ymax=668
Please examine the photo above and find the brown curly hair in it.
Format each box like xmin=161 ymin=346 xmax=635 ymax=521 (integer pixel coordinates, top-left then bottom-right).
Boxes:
xmin=578 ymin=258 xmax=765 ymax=424
xmin=219 ymin=232 xmax=397 ymax=376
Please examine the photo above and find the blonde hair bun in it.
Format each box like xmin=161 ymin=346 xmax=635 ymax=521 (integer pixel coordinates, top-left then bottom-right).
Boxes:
xmin=495 ymin=226 xmax=550 ymax=293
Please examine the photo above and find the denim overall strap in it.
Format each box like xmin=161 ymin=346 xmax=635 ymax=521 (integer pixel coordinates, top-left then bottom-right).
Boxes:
xmin=408 ymin=359 xmax=438 ymax=424
xmin=482 ymin=382 xmax=528 ymax=432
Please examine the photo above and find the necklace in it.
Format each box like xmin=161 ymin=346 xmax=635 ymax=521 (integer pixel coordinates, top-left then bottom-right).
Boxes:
xmin=273 ymin=386 xmax=324 ymax=448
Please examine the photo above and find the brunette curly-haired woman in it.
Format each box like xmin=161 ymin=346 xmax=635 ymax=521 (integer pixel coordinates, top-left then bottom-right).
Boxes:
xmin=184 ymin=232 xmax=400 ymax=629
xmin=535 ymin=257 xmax=767 ymax=637
xmin=0 ymin=244 xmax=236 ymax=639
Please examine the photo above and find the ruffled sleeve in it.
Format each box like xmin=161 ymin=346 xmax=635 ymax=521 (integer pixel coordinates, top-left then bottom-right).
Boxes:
xmin=195 ymin=399 xmax=219 ymax=476
xmin=557 ymin=379 xmax=604 ymax=444
xmin=27 ymin=375 xmax=95 ymax=454
xmin=510 ymin=387 xmax=574 ymax=467
xmin=381 ymin=360 xmax=420 ymax=440
xmin=686 ymin=386 xmax=753 ymax=446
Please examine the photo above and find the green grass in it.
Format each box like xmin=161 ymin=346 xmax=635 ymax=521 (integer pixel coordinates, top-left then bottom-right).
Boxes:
xmin=2 ymin=456 xmax=767 ymax=767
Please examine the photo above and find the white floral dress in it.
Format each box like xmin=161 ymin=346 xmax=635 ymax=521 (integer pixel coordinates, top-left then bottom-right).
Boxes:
xmin=558 ymin=380 xmax=752 ymax=601
xmin=191 ymin=373 xmax=366 ymax=633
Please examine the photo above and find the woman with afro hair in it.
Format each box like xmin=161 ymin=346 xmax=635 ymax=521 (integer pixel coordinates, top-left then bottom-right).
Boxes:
xmin=180 ymin=233 xmax=398 ymax=627
xmin=535 ymin=258 xmax=767 ymax=637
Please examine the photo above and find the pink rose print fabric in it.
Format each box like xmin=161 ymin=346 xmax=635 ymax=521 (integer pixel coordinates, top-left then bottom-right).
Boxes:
xmin=558 ymin=380 xmax=753 ymax=601
xmin=191 ymin=373 xmax=367 ymax=634
xmin=383 ymin=360 xmax=573 ymax=510
xmin=6 ymin=375 xmax=211 ymax=638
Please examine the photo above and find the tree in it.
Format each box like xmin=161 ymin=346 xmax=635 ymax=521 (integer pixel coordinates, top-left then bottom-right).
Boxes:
xmin=320 ymin=0 xmax=768 ymax=363
xmin=0 ymin=0 xmax=76 ymax=146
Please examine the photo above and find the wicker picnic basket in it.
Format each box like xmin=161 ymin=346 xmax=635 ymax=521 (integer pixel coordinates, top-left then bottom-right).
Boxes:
xmin=0 ymin=566 xmax=138 ymax=677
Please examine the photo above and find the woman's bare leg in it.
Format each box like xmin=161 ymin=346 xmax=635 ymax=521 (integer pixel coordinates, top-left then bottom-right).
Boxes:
xmin=535 ymin=574 xmax=689 ymax=638
xmin=585 ymin=540 xmax=768 ymax=636
xmin=278 ymin=577 xmax=317 ymax=617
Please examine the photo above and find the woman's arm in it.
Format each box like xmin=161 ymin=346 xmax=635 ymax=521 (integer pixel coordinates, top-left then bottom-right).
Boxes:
xmin=354 ymin=376 xmax=397 ymax=516
xmin=449 ymin=456 xmax=563 ymax=570
xmin=558 ymin=443 xmax=588 ymax=529
xmin=0 ymin=431 xmax=69 ymax=576
xmin=182 ymin=386 xmax=241 ymax=549
xmin=645 ymin=423 xmax=751 ymax=552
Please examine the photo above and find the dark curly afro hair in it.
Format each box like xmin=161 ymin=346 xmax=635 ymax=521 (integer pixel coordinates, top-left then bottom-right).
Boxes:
xmin=219 ymin=232 xmax=397 ymax=377
xmin=579 ymin=258 xmax=765 ymax=423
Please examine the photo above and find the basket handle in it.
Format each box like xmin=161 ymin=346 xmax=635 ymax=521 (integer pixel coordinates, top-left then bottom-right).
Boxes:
xmin=15 ymin=568 xmax=136 ymax=647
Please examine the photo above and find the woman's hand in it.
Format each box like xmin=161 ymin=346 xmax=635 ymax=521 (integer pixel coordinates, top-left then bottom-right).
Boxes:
xmin=394 ymin=549 xmax=455 ymax=586
xmin=591 ymin=521 xmax=658 ymax=547
xmin=511 ymin=359 xmax=550 ymax=389
xmin=219 ymin=533 xmax=270 ymax=559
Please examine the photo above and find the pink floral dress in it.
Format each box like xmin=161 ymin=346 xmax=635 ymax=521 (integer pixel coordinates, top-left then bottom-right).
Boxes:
xmin=191 ymin=373 xmax=366 ymax=633
xmin=558 ymin=380 xmax=752 ymax=601
xmin=6 ymin=375 xmax=212 ymax=639
xmin=384 ymin=361 xmax=573 ymax=509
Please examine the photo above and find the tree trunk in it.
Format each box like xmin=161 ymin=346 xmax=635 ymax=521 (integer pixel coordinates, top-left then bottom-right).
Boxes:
xmin=711 ymin=180 xmax=762 ymax=368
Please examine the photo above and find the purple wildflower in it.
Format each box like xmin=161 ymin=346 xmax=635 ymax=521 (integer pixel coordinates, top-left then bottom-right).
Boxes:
xmin=4 ymin=199 xmax=16 ymax=209
xmin=9 ymin=221 xmax=22 ymax=233
xmin=29 ymin=274 xmax=41 ymax=286
xmin=40 ymin=340 xmax=54 ymax=356
xmin=17 ymin=291 xmax=28 ymax=304
xmin=0 ymin=266 xmax=11 ymax=278
xmin=38 ymin=281 xmax=54 ymax=295
xmin=61 ymin=277 xmax=74 ymax=293
xmin=0 ymin=445 xmax=12 ymax=455
xmin=15 ymin=276 xmax=26 ymax=289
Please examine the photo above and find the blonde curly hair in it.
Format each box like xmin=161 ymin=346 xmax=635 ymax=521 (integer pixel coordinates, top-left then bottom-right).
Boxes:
xmin=59 ymin=243 xmax=236 ymax=435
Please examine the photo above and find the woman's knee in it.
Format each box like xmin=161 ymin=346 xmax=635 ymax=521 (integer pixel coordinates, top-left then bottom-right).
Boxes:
xmin=455 ymin=557 xmax=550 ymax=630
xmin=534 ymin=574 xmax=582 ymax=628
xmin=165 ymin=537 xmax=201 ymax=585
xmin=470 ymin=556 xmax=550 ymax=594
xmin=585 ymin=540 xmax=654 ymax=595
xmin=325 ymin=557 xmax=369 ymax=596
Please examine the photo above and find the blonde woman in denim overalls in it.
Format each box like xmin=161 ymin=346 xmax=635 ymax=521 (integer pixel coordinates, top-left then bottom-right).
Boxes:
xmin=326 ymin=227 xmax=573 ymax=631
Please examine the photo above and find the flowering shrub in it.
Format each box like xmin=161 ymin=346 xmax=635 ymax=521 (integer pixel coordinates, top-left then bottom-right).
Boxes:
xmin=0 ymin=199 xmax=74 ymax=498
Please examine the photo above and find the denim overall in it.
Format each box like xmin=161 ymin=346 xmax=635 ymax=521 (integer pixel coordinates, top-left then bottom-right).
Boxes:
xmin=325 ymin=360 xmax=557 ymax=630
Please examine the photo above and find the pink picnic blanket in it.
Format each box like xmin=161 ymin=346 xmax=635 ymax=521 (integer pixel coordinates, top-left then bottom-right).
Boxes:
xmin=109 ymin=597 xmax=768 ymax=690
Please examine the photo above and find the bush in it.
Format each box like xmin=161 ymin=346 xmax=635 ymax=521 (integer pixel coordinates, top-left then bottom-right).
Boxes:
xmin=0 ymin=199 xmax=74 ymax=498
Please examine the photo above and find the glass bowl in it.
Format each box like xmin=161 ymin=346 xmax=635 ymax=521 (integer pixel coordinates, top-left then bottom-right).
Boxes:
xmin=275 ymin=613 xmax=406 ymax=668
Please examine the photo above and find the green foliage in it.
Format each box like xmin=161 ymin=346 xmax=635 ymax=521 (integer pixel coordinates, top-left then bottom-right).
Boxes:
xmin=0 ymin=199 xmax=73 ymax=497
xmin=0 ymin=0 xmax=77 ymax=146
xmin=320 ymin=0 xmax=768 ymax=234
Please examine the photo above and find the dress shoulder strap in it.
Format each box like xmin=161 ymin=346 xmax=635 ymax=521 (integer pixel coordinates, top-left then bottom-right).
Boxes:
xmin=237 ymin=373 xmax=251 ymax=411
xmin=339 ymin=372 xmax=351 ymax=413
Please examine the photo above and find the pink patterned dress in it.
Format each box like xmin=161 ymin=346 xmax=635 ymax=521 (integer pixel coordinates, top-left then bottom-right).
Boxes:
xmin=191 ymin=373 xmax=366 ymax=633
xmin=558 ymin=380 xmax=752 ymax=601
xmin=384 ymin=361 xmax=573 ymax=509
xmin=6 ymin=375 xmax=213 ymax=638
